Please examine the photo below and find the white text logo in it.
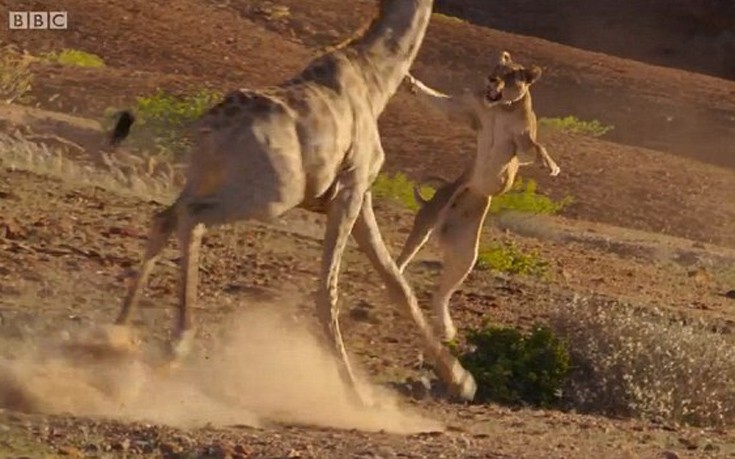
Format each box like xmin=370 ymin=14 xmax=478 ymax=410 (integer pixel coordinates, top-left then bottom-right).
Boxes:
xmin=9 ymin=11 xmax=68 ymax=30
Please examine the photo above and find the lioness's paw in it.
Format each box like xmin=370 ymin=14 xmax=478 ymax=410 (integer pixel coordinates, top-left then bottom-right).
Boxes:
xmin=549 ymin=164 xmax=561 ymax=177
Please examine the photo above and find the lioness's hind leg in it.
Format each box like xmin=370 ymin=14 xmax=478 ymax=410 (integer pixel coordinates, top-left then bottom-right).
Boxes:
xmin=432 ymin=191 xmax=491 ymax=341
xmin=396 ymin=206 xmax=436 ymax=273
xmin=396 ymin=179 xmax=462 ymax=272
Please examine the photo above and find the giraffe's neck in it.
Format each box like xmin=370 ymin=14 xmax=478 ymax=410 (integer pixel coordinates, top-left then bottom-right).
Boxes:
xmin=350 ymin=0 xmax=434 ymax=114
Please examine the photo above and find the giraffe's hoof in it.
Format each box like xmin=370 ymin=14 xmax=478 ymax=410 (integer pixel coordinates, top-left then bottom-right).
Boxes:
xmin=168 ymin=329 xmax=197 ymax=361
xmin=153 ymin=358 xmax=181 ymax=377
xmin=448 ymin=368 xmax=477 ymax=402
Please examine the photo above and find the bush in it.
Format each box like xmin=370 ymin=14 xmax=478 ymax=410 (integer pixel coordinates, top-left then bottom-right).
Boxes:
xmin=539 ymin=116 xmax=614 ymax=137
xmin=372 ymin=172 xmax=435 ymax=211
xmin=0 ymin=46 xmax=33 ymax=105
xmin=372 ymin=173 xmax=571 ymax=215
xmin=42 ymin=49 xmax=105 ymax=68
xmin=490 ymin=177 xmax=573 ymax=215
xmin=550 ymin=297 xmax=735 ymax=427
xmin=475 ymin=240 xmax=548 ymax=277
xmin=459 ymin=324 xmax=570 ymax=407
xmin=0 ymin=132 xmax=176 ymax=203
xmin=109 ymin=88 xmax=222 ymax=159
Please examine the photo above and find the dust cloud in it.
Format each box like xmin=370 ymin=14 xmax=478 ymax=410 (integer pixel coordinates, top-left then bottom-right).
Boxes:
xmin=0 ymin=306 xmax=442 ymax=434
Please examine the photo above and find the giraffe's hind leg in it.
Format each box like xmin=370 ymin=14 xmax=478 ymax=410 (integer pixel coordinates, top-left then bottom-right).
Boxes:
xmin=396 ymin=179 xmax=461 ymax=273
xmin=317 ymin=181 xmax=367 ymax=405
xmin=396 ymin=207 xmax=435 ymax=273
xmin=351 ymin=191 xmax=477 ymax=401
xmin=115 ymin=202 xmax=178 ymax=325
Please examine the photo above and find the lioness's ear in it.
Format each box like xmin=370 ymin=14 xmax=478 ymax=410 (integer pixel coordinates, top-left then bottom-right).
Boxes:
xmin=523 ymin=65 xmax=542 ymax=85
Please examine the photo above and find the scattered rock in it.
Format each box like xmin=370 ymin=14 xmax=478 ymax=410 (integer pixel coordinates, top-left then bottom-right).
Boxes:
xmin=111 ymin=438 xmax=130 ymax=451
xmin=661 ymin=450 xmax=680 ymax=459
xmin=0 ymin=218 xmax=25 ymax=240
xmin=687 ymin=267 xmax=712 ymax=285
xmin=158 ymin=441 xmax=182 ymax=455
xmin=104 ymin=225 xmax=144 ymax=239
xmin=0 ymin=190 xmax=20 ymax=201
xmin=724 ymin=290 xmax=735 ymax=300
xmin=678 ymin=437 xmax=699 ymax=450
xmin=349 ymin=300 xmax=377 ymax=323
xmin=234 ymin=444 xmax=253 ymax=456
xmin=57 ymin=445 xmax=84 ymax=457
xmin=407 ymin=376 xmax=432 ymax=400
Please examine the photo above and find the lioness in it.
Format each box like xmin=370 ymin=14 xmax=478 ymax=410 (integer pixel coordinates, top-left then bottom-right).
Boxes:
xmin=397 ymin=51 xmax=560 ymax=341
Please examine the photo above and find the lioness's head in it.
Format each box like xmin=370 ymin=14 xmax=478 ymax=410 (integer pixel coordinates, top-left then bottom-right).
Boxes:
xmin=482 ymin=51 xmax=542 ymax=106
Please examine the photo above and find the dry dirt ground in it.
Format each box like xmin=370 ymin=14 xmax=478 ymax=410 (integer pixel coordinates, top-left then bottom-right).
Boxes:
xmin=1 ymin=0 xmax=735 ymax=457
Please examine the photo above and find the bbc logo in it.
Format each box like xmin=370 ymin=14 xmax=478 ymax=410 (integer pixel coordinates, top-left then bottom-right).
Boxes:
xmin=8 ymin=11 xmax=68 ymax=30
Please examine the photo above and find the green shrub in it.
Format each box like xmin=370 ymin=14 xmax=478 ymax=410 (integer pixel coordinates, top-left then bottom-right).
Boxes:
xmin=42 ymin=49 xmax=105 ymax=68
xmin=372 ymin=172 xmax=435 ymax=211
xmin=491 ymin=177 xmax=573 ymax=215
xmin=0 ymin=46 xmax=33 ymax=104
xmin=372 ymin=173 xmax=570 ymax=215
xmin=460 ymin=324 xmax=570 ymax=407
xmin=109 ymin=88 xmax=222 ymax=159
xmin=475 ymin=240 xmax=548 ymax=277
xmin=135 ymin=89 xmax=221 ymax=129
xmin=551 ymin=298 xmax=735 ymax=427
xmin=539 ymin=116 xmax=613 ymax=137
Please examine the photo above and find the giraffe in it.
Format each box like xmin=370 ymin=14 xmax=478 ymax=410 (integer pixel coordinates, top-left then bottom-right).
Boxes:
xmin=111 ymin=0 xmax=477 ymax=403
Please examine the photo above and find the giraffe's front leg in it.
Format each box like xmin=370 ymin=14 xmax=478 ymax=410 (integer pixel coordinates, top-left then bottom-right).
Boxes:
xmin=352 ymin=190 xmax=477 ymax=402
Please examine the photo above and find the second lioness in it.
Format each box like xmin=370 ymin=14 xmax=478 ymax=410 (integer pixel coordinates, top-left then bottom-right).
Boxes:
xmin=396 ymin=51 xmax=561 ymax=341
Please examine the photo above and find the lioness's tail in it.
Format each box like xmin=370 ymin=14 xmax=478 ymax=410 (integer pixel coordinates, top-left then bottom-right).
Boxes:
xmin=413 ymin=175 xmax=448 ymax=206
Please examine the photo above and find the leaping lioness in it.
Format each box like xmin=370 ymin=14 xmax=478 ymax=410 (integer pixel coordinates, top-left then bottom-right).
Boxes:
xmin=397 ymin=51 xmax=561 ymax=341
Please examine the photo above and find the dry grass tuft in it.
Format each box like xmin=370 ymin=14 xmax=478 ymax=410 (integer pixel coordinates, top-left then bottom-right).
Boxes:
xmin=0 ymin=132 xmax=178 ymax=204
xmin=551 ymin=297 xmax=735 ymax=427
xmin=0 ymin=45 xmax=34 ymax=105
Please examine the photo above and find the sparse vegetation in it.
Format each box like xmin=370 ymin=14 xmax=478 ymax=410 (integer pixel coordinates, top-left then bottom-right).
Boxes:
xmin=475 ymin=240 xmax=549 ymax=277
xmin=551 ymin=298 xmax=735 ymax=427
xmin=42 ymin=49 xmax=106 ymax=68
xmin=0 ymin=132 xmax=176 ymax=203
xmin=372 ymin=173 xmax=571 ymax=216
xmin=371 ymin=172 xmax=435 ymax=211
xmin=0 ymin=45 xmax=34 ymax=105
xmin=373 ymin=174 xmax=557 ymax=277
xmin=459 ymin=324 xmax=570 ymax=407
xmin=539 ymin=115 xmax=614 ymax=137
xmin=107 ymin=88 xmax=222 ymax=159
xmin=252 ymin=3 xmax=291 ymax=20
xmin=490 ymin=177 xmax=573 ymax=215
xmin=458 ymin=297 xmax=735 ymax=427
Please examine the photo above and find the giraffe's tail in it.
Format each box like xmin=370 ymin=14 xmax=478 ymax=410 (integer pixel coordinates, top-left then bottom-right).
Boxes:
xmin=109 ymin=110 xmax=135 ymax=147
